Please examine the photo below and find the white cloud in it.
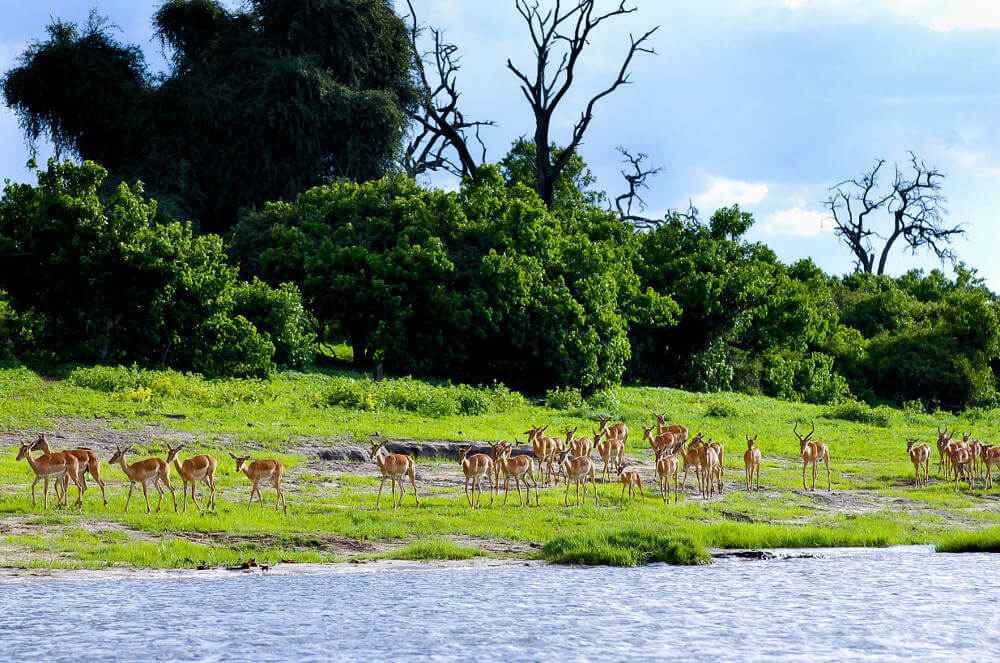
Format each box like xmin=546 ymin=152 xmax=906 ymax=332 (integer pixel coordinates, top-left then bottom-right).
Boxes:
xmin=691 ymin=175 xmax=769 ymax=212
xmin=763 ymin=207 xmax=829 ymax=236
xmin=923 ymin=0 xmax=1000 ymax=31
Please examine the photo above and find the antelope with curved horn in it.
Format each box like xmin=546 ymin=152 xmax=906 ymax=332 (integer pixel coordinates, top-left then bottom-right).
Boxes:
xmin=16 ymin=436 xmax=83 ymax=510
xmin=368 ymin=436 xmax=419 ymax=510
xmin=524 ymin=425 xmax=559 ymax=486
xmin=32 ymin=434 xmax=106 ymax=506
xmin=553 ymin=449 xmax=599 ymax=507
xmin=794 ymin=422 xmax=831 ymax=491
xmin=457 ymin=445 xmax=494 ymax=508
xmin=654 ymin=446 xmax=679 ymax=503
xmin=743 ymin=435 xmax=761 ymax=492
xmin=642 ymin=425 xmax=675 ymax=457
xmin=653 ymin=413 xmax=688 ymax=445
xmin=615 ymin=460 xmax=645 ymax=502
xmin=166 ymin=444 xmax=218 ymax=512
xmin=496 ymin=440 xmax=539 ymax=507
xmin=230 ymin=452 xmax=287 ymax=514
xmin=905 ymin=439 xmax=930 ymax=488
xmin=109 ymin=445 xmax=177 ymax=514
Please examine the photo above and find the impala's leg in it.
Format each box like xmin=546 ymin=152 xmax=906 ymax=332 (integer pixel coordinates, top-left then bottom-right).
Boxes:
xmin=564 ymin=479 xmax=570 ymax=507
xmin=124 ymin=482 xmax=134 ymax=513
xmin=29 ymin=476 xmax=40 ymax=506
xmin=42 ymin=476 xmax=50 ymax=510
xmin=473 ymin=476 xmax=480 ymax=508
xmin=154 ymin=479 xmax=164 ymax=512
xmin=503 ymin=477 xmax=511 ymax=506
xmin=531 ymin=471 xmax=540 ymax=506
xmin=825 ymin=457 xmax=831 ymax=491
xmin=673 ymin=474 xmax=679 ymax=503
xmin=592 ymin=475 xmax=599 ymax=506
xmin=802 ymin=462 xmax=808 ymax=491
xmin=141 ymin=480 xmax=152 ymax=514
xmin=192 ymin=481 xmax=203 ymax=513
xmin=621 ymin=482 xmax=626 ymax=501
xmin=463 ymin=476 xmax=471 ymax=507
xmin=92 ymin=463 xmax=107 ymax=506
xmin=638 ymin=480 xmax=645 ymax=502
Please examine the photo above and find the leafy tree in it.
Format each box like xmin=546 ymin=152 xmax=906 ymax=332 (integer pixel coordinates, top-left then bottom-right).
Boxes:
xmin=2 ymin=1 xmax=417 ymax=233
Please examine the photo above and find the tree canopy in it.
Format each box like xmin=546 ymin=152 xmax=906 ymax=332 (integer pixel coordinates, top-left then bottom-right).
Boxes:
xmin=2 ymin=1 xmax=417 ymax=233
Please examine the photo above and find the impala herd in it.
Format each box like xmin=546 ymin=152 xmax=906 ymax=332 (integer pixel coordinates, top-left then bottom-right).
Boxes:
xmin=9 ymin=418 xmax=997 ymax=514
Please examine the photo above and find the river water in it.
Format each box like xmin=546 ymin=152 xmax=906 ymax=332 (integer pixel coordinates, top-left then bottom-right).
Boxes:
xmin=1 ymin=546 xmax=998 ymax=662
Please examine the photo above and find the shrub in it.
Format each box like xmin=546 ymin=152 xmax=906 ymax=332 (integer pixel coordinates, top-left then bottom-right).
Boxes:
xmin=704 ymin=396 xmax=738 ymax=418
xmin=545 ymin=387 xmax=584 ymax=410
xmin=824 ymin=400 xmax=893 ymax=427
xmin=585 ymin=389 xmax=620 ymax=412
xmin=324 ymin=376 xmax=525 ymax=418
xmin=234 ymin=279 xmax=315 ymax=368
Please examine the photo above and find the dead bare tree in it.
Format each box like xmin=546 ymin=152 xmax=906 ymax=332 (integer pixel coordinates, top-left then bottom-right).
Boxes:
xmin=825 ymin=153 xmax=964 ymax=275
xmin=507 ymin=0 xmax=658 ymax=209
xmin=402 ymin=0 xmax=493 ymax=178
xmin=614 ymin=146 xmax=662 ymax=228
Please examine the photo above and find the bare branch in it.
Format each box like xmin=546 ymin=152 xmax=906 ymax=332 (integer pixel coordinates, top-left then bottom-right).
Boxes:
xmin=614 ymin=146 xmax=663 ymax=227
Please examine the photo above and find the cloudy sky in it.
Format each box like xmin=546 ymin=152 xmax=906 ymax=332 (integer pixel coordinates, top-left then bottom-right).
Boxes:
xmin=2 ymin=1 xmax=998 ymax=285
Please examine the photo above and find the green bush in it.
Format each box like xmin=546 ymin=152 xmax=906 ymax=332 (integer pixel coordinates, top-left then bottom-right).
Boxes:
xmin=704 ymin=396 xmax=738 ymax=418
xmin=540 ymin=528 xmax=710 ymax=566
xmin=234 ymin=279 xmax=314 ymax=368
xmin=325 ymin=376 xmax=525 ymax=418
xmin=545 ymin=387 xmax=584 ymax=410
xmin=824 ymin=400 xmax=893 ymax=427
xmin=68 ymin=365 xmax=275 ymax=406
xmin=585 ymin=389 xmax=620 ymax=412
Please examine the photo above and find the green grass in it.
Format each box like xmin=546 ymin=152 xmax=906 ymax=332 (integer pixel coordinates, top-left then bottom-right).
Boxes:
xmin=935 ymin=527 xmax=1000 ymax=553
xmin=367 ymin=537 xmax=488 ymax=561
xmin=3 ymin=362 xmax=1000 ymax=569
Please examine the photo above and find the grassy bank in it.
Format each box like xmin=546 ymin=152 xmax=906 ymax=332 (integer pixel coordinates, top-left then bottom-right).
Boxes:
xmin=2 ymin=362 xmax=1000 ymax=569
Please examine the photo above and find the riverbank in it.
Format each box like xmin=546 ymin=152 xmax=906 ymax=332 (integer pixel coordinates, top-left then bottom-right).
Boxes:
xmin=2 ymin=364 xmax=1000 ymax=569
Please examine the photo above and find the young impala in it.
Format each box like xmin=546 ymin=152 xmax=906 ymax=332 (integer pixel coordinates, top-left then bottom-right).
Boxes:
xmin=457 ymin=445 xmax=494 ymax=508
xmin=743 ymin=435 xmax=761 ymax=493
xmin=905 ymin=438 xmax=930 ymax=488
xmin=32 ymin=434 xmax=106 ymax=506
xmin=594 ymin=429 xmax=625 ymax=483
xmin=109 ymin=445 xmax=177 ymax=514
xmin=616 ymin=461 xmax=645 ymax=502
xmin=16 ymin=436 xmax=83 ymax=510
xmin=496 ymin=442 xmax=539 ymax=507
xmin=230 ymin=453 xmax=287 ymax=514
xmin=166 ymin=444 xmax=218 ymax=512
xmin=794 ymin=423 xmax=831 ymax=491
xmin=368 ymin=438 xmax=419 ymax=510
xmin=553 ymin=449 xmax=599 ymax=507
xmin=654 ymin=447 xmax=680 ymax=503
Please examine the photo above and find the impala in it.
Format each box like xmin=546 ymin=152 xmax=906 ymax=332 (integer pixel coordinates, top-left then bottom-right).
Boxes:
xmin=109 ymin=445 xmax=177 ymax=514
xmin=16 ymin=436 xmax=83 ymax=509
xmin=566 ymin=427 xmax=594 ymax=459
xmin=368 ymin=438 xmax=419 ymax=510
xmin=616 ymin=461 xmax=645 ymax=502
xmin=678 ymin=435 xmax=703 ymax=490
xmin=707 ymin=438 xmax=725 ymax=492
xmin=743 ymin=435 xmax=761 ymax=493
xmin=794 ymin=423 xmax=831 ymax=492
xmin=457 ymin=445 xmax=494 ymax=508
xmin=32 ymin=434 xmax=106 ymax=506
xmin=936 ymin=427 xmax=953 ymax=476
xmin=230 ymin=453 xmax=287 ymax=514
xmin=496 ymin=442 xmax=539 ymax=507
xmin=524 ymin=425 xmax=559 ymax=485
xmin=905 ymin=439 xmax=930 ymax=488
xmin=553 ymin=449 xmax=599 ymax=507
xmin=642 ymin=425 xmax=675 ymax=457
xmin=981 ymin=445 xmax=1000 ymax=489
xmin=653 ymin=413 xmax=688 ymax=444
xmin=166 ymin=444 xmax=218 ymax=513
xmin=654 ymin=447 xmax=680 ymax=503
xmin=594 ymin=429 xmax=625 ymax=483
xmin=598 ymin=417 xmax=629 ymax=449
xmin=948 ymin=443 xmax=974 ymax=492
xmin=695 ymin=439 xmax=720 ymax=499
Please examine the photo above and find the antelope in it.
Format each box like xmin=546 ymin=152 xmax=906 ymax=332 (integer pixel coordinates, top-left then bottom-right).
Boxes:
xmin=794 ymin=422 xmax=831 ymax=491
xmin=981 ymin=445 xmax=1000 ymax=489
xmin=16 ymin=437 xmax=83 ymax=509
xmin=905 ymin=439 xmax=930 ymax=488
xmin=966 ymin=436 xmax=983 ymax=479
xmin=109 ymin=445 xmax=177 ymax=514
xmin=695 ymin=438 xmax=720 ymax=498
xmin=31 ymin=434 xmax=107 ymax=506
xmin=553 ymin=449 xmax=599 ymax=507
xmin=487 ymin=441 xmax=508 ymax=490
xmin=230 ymin=453 xmax=287 ymax=514
xmin=642 ymin=425 xmax=675 ymax=457
xmin=457 ymin=445 xmax=494 ymax=508
xmin=524 ymin=425 xmax=558 ymax=485
xmin=616 ymin=461 xmax=645 ymax=502
xmin=567 ymin=427 xmax=594 ymax=459
xmin=948 ymin=443 xmax=974 ymax=492
xmin=598 ymin=417 xmax=629 ymax=448
xmin=678 ymin=435 xmax=703 ymax=490
xmin=936 ymin=427 xmax=953 ymax=476
xmin=743 ymin=435 xmax=761 ymax=492
xmin=367 ymin=438 xmax=419 ymax=510
xmin=654 ymin=447 xmax=679 ymax=503
xmin=653 ymin=413 xmax=688 ymax=445
xmin=496 ymin=441 xmax=539 ymax=507
xmin=166 ymin=444 xmax=217 ymax=512
xmin=594 ymin=429 xmax=625 ymax=483
xmin=707 ymin=438 xmax=725 ymax=492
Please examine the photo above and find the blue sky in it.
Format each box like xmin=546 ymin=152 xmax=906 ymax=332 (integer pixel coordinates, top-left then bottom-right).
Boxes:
xmin=2 ymin=1 xmax=999 ymax=286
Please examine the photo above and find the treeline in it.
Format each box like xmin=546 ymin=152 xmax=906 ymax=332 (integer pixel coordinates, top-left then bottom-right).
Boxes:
xmin=3 ymin=156 xmax=993 ymax=409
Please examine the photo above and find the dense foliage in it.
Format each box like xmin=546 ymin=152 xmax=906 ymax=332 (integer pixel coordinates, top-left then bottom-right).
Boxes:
xmin=230 ymin=168 xmax=677 ymax=392
xmin=0 ymin=160 xmax=312 ymax=377
xmin=2 ymin=1 xmax=416 ymax=233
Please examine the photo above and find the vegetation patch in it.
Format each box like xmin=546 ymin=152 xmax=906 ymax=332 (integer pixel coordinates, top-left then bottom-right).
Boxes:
xmin=935 ymin=528 xmax=1000 ymax=553
xmin=540 ymin=527 xmax=710 ymax=567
